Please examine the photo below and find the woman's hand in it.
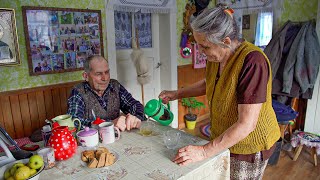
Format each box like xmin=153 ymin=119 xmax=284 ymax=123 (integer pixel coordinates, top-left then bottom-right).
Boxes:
xmin=173 ymin=145 xmax=207 ymax=166
xmin=158 ymin=90 xmax=178 ymax=104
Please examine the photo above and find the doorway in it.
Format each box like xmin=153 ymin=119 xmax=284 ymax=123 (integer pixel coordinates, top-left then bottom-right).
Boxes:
xmin=105 ymin=8 xmax=178 ymax=127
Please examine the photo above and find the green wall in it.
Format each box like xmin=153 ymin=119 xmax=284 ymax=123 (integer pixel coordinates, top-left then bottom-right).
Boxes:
xmin=0 ymin=0 xmax=106 ymax=92
xmin=176 ymin=0 xmax=216 ymax=66
xmin=242 ymin=13 xmax=258 ymax=43
xmin=1 ymin=0 xmax=318 ymax=91
xmin=280 ymin=0 xmax=318 ymax=26
xmin=176 ymin=0 xmax=318 ymax=66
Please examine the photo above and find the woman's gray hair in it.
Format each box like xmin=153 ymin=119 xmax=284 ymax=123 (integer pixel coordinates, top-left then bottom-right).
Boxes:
xmin=191 ymin=6 xmax=240 ymax=49
xmin=83 ymin=55 xmax=106 ymax=73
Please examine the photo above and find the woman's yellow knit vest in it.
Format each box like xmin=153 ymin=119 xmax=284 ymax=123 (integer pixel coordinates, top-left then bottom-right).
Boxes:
xmin=206 ymin=41 xmax=280 ymax=154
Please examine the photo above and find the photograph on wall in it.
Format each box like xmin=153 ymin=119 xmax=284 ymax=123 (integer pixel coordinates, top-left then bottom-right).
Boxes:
xmin=65 ymin=52 xmax=76 ymax=69
xmin=242 ymin=15 xmax=250 ymax=29
xmin=76 ymin=51 xmax=87 ymax=68
xmin=22 ymin=6 xmax=103 ymax=75
xmin=52 ymin=53 xmax=65 ymax=71
xmin=0 ymin=8 xmax=20 ymax=66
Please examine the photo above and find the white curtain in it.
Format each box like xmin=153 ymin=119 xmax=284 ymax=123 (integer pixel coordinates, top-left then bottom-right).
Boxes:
xmin=255 ymin=11 xmax=273 ymax=47
xmin=217 ymin=0 xmax=284 ymax=36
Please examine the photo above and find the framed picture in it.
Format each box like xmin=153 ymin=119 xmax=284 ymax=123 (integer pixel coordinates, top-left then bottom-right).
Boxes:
xmin=242 ymin=15 xmax=250 ymax=29
xmin=0 ymin=8 xmax=20 ymax=66
xmin=22 ymin=6 xmax=104 ymax=76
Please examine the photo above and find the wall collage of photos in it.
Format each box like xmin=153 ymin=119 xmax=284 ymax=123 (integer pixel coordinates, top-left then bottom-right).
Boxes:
xmin=22 ymin=7 xmax=103 ymax=75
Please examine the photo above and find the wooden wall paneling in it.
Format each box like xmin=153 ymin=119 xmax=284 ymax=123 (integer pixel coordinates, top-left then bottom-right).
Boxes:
xmin=44 ymin=89 xmax=54 ymax=120
xmin=19 ymin=94 xmax=32 ymax=137
xmin=177 ymin=64 xmax=208 ymax=129
xmin=0 ymin=99 xmax=4 ymax=128
xmin=28 ymin=92 xmax=39 ymax=132
xmin=36 ymin=91 xmax=46 ymax=128
xmin=59 ymin=87 xmax=68 ymax=114
xmin=0 ymin=81 xmax=81 ymax=138
xmin=52 ymin=89 xmax=62 ymax=117
xmin=66 ymin=86 xmax=73 ymax=98
xmin=9 ymin=95 xmax=24 ymax=138
xmin=0 ymin=96 xmax=16 ymax=138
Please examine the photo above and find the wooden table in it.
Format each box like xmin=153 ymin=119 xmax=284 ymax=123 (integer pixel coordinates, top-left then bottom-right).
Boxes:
xmin=37 ymin=122 xmax=230 ymax=179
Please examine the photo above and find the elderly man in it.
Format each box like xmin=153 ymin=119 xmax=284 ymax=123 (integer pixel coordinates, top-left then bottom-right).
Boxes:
xmin=67 ymin=55 xmax=144 ymax=131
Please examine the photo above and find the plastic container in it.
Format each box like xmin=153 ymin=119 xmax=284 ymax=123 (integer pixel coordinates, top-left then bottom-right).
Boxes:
xmin=144 ymin=99 xmax=173 ymax=126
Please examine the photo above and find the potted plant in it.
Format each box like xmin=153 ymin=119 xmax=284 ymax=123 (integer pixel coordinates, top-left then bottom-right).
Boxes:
xmin=181 ymin=97 xmax=205 ymax=129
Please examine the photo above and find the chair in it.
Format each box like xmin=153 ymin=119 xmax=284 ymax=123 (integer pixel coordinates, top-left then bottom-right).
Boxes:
xmin=272 ymin=99 xmax=298 ymax=139
xmin=267 ymin=100 xmax=298 ymax=166
xmin=291 ymin=131 xmax=320 ymax=166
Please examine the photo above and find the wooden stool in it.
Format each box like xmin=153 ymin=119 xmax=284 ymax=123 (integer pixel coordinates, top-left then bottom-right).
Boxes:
xmin=291 ymin=131 xmax=320 ymax=166
xmin=278 ymin=120 xmax=294 ymax=140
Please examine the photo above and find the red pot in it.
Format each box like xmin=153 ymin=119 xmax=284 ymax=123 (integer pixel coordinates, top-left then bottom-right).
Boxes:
xmin=47 ymin=126 xmax=77 ymax=160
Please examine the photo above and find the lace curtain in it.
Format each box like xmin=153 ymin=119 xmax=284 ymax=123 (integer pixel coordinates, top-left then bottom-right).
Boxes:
xmin=114 ymin=11 xmax=152 ymax=49
xmin=114 ymin=11 xmax=132 ymax=49
xmin=134 ymin=12 xmax=152 ymax=48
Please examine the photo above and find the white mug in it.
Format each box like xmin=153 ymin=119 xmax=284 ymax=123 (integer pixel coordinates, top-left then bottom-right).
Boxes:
xmin=99 ymin=122 xmax=120 ymax=144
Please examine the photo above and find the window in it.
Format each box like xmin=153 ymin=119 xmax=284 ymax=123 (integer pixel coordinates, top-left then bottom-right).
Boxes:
xmin=254 ymin=12 xmax=273 ymax=49
xmin=114 ymin=11 xmax=152 ymax=49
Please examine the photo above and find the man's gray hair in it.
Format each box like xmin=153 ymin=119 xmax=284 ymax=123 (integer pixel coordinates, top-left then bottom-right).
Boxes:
xmin=191 ymin=6 xmax=240 ymax=48
xmin=83 ymin=55 xmax=106 ymax=73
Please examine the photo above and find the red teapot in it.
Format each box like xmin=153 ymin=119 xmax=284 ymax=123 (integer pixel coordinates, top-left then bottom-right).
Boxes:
xmin=47 ymin=126 xmax=77 ymax=160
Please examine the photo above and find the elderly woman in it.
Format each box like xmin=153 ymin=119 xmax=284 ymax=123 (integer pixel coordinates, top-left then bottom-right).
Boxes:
xmin=159 ymin=5 xmax=280 ymax=179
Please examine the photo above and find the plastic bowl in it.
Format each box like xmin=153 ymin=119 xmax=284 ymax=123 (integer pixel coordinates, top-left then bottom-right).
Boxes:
xmin=0 ymin=159 xmax=44 ymax=180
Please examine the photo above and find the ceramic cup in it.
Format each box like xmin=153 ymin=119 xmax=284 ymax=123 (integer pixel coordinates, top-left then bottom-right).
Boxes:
xmin=163 ymin=130 xmax=181 ymax=149
xmin=98 ymin=122 xmax=120 ymax=145
xmin=41 ymin=125 xmax=52 ymax=146
xmin=37 ymin=147 xmax=55 ymax=169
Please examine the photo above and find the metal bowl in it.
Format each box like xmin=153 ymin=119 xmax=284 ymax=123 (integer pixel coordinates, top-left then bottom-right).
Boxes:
xmin=0 ymin=158 xmax=44 ymax=180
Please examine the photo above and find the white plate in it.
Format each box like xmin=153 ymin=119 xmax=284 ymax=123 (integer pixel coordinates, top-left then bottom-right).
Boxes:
xmin=0 ymin=159 xmax=44 ymax=180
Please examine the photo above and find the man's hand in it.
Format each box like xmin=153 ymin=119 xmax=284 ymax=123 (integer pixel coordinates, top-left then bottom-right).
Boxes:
xmin=113 ymin=115 xmax=126 ymax=131
xmin=173 ymin=145 xmax=207 ymax=166
xmin=125 ymin=113 xmax=141 ymax=130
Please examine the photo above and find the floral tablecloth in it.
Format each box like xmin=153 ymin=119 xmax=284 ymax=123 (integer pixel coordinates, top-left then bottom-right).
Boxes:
xmin=291 ymin=131 xmax=320 ymax=155
xmin=37 ymin=122 xmax=230 ymax=180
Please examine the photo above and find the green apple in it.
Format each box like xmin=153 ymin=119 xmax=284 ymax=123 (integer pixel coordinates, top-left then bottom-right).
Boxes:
xmin=28 ymin=155 xmax=44 ymax=170
xmin=4 ymin=169 xmax=11 ymax=179
xmin=14 ymin=166 xmax=31 ymax=180
xmin=29 ymin=168 xmax=37 ymax=177
xmin=6 ymin=176 xmax=14 ymax=180
xmin=9 ymin=163 xmax=24 ymax=176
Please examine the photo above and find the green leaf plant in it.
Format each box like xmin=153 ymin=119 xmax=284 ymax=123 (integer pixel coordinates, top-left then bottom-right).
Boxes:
xmin=181 ymin=97 xmax=205 ymax=121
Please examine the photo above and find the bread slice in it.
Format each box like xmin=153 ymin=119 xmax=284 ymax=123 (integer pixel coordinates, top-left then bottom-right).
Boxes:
xmin=105 ymin=153 xmax=115 ymax=166
xmin=97 ymin=152 xmax=106 ymax=168
xmin=88 ymin=157 xmax=98 ymax=168
xmin=98 ymin=147 xmax=110 ymax=154
xmin=95 ymin=150 xmax=103 ymax=158
xmin=81 ymin=152 xmax=88 ymax=162
xmin=82 ymin=150 xmax=95 ymax=162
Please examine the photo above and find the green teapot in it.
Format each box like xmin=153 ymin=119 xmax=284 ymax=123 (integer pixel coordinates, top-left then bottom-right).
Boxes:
xmin=144 ymin=99 xmax=174 ymax=126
